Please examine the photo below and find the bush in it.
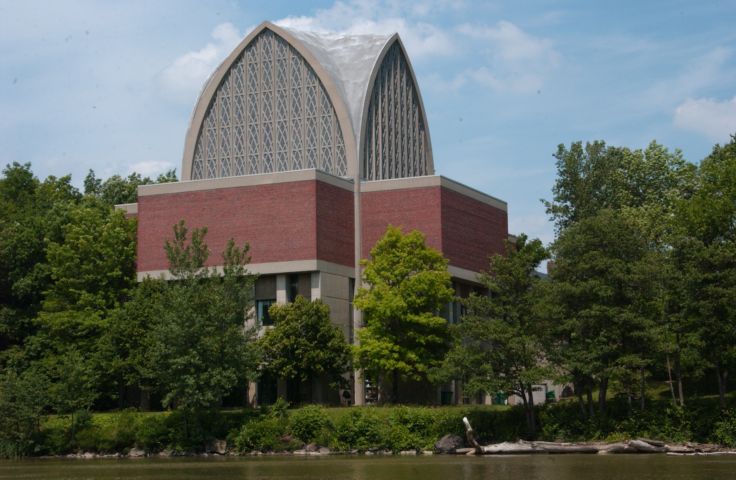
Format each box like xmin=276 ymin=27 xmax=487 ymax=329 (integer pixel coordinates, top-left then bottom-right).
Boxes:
xmin=714 ymin=410 xmax=736 ymax=446
xmin=234 ymin=400 xmax=293 ymax=452
xmin=289 ymin=405 xmax=332 ymax=444
xmin=136 ymin=414 xmax=170 ymax=453
xmin=333 ymin=409 xmax=387 ymax=451
xmin=0 ymin=370 xmax=49 ymax=458
xmin=235 ymin=417 xmax=289 ymax=452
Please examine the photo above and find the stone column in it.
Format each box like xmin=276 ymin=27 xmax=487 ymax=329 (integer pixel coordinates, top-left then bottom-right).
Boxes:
xmin=276 ymin=274 xmax=287 ymax=304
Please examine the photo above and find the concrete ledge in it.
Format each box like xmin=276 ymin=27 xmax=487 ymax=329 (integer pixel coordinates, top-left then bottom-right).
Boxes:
xmin=448 ymin=265 xmax=481 ymax=284
xmin=138 ymin=169 xmax=354 ymax=197
xmin=139 ymin=259 xmax=481 ymax=284
xmin=361 ymin=175 xmax=507 ymax=211
xmin=137 ymin=259 xmax=355 ymax=282
xmin=114 ymin=203 xmax=138 ymax=215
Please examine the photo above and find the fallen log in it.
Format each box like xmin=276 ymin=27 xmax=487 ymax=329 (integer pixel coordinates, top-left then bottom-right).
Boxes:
xmin=462 ymin=417 xmax=483 ymax=454
xmin=459 ymin=417 xmax=705 ymax=455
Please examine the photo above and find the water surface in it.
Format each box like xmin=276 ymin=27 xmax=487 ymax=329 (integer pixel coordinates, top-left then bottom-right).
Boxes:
xmin=2 ymin=454 xmax=735 ymax=480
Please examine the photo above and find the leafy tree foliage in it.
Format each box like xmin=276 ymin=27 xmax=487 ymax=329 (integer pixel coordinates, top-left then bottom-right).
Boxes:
xmin=147 ymin=221 xmax=259 ymax=411
xmin=259 ymin=296 xmax=351 ymax=397
xmin=101 ymin=278 xmax=168 ymax=409
xmin=43 ymin=199 xmax=137 ymax=312
xmin=0 ymin=368 xmax=49 ymax=457
xmin=676 ymin=136 xmax=736 ymax=408
xmin=440 ymin=234 xmax=549 ymax=435
xmin=83 ymin=168 xmax=177 ymax=206
xmin=354 ymin=226 xmax=453 ymax=403
xmin=546 ymin=210 xmax=659 ymax=416
xmin=543 ymin=140 xmax=699 ymax=414
xmin=0 ymin=164 xmax=81 ymax=358
xmin=544 ymin=140 xmax=694 ymax=235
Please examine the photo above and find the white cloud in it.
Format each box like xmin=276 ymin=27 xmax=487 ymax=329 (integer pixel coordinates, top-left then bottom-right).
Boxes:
xmin=640 ymin=47 xmax=731 ymax=112
xmin=274 ymin=1 xmax=456 ymax=59
xmin=456 ymin=21 xmax=560 ymax=94
xmin=674 ymin=96 xmax=736 ymax=141
xmin=459 ymin=21 xmax=559 ymax=64
xmin=158 ymin=22 xmax=242 ymax=101
xmin=128 ymin=160 xmax=176 ymax=177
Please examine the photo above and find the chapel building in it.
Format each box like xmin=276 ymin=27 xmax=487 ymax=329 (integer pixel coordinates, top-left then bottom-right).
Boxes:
xmin=119 ymin=21 xmax=509 ymax=405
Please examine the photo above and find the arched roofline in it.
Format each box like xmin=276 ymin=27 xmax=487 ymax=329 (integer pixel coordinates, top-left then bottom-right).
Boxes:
xmin=357 ymin=36 xmax=434 ymax=179
xmin=181 ymin=21 xmax=358 ymax=181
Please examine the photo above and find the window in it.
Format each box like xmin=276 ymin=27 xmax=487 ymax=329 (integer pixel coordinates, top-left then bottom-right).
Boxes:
xmin=288 ymin=274 xmax=299 ymax=302
xmin=257 ymin=299 xmax=276 ymax=326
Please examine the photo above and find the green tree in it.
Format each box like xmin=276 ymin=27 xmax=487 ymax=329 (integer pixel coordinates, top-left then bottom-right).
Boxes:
xmin=0 ymin=164 xmax=81 ymax=360
xmin=543 ymin=140 xmax=698 ymax=408
xmin=23 ymin=197 xmax=137 ymax=408
xmin=439 ymin=234 xmax=549 ymax=436
xmin=100 ymin=278 xmax=168 ymax=409
xmin=546 ymin=210 xmax=659 ymax=416
xmin=260 ymin=297 xmax=351 ymax=401
xmin=43 ymin=198 xmax=137 ymax=312
xmin=354 ymin=226 xmax=453 ymax=403
xmin=544 ymin=140 xmax=694 ymax=234
xmin=147 ymin=221 xmax=259 ymax=411
xmin=83 ymin=169 xmax=178 ymax=206
xmin=677 ymin=135 xmax=736 ymax=409
xmin=0 ymin=368 xmax=49 ymax=458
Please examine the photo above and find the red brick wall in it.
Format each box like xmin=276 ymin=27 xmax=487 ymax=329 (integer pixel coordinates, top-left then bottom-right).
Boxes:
xmin=136 ymin=179 xmax=507 ymax=276
xmin=316 ymin=182 xmax=354 ymax=267
xmin=136 ymin=181 xmax=320 ymax=272
xmin=360 ymin=187 xmax=443 ymax=258
xmin=440 ymin=187 xmax=507 ymax=272
xmin=360 ymin=186 xmax=507 ymax=273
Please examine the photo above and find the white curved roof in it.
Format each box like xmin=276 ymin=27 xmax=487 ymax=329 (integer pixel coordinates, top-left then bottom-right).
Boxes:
xmin=181 ymin=21 xmax=433 ymax=181
xmin=278 ymin=26 xmax=393 ymax=144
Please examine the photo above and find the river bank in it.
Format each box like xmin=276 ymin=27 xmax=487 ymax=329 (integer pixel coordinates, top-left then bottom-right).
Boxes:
xmin=40 ymin=438 xmax=736 ymax=459
xmin=13 ymin=399 xmax=736 ymax=459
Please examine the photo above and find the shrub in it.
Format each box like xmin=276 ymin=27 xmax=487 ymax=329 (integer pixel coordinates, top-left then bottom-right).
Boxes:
xmin=164 ymin=409 xmax=224 ymax=452
xmin=714 ymin=410 xmax=736 ymax=446
xmin=289 ymin=405 xmax=332 ymax=444
xmin=333 ymin=409 xmax=387 ymax=451
xmin=234 ymin=400 xmax=292 ymax=452
xmin=136 ymin=414 xmax=170 ymax=453
xmin=235 ymin=417 xmax=289 ymax=452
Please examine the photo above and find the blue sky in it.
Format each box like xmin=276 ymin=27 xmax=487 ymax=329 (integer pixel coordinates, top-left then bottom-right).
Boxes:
xmin=2 ymin=1 xmax=735 ymax=246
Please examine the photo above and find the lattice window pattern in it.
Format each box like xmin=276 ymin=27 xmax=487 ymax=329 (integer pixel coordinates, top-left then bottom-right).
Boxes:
xmin=362 ymin=42 xmax=430 ymax=180
xmin=191 ymin=29 xmax=347 ymax=180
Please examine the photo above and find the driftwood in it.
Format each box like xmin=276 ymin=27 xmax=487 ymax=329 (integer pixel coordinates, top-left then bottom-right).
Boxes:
xmin=460 ymin=417 xmax=735 ymax=456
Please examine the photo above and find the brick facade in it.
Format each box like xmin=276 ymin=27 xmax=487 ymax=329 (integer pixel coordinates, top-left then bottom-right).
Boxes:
xmin=137 ymin=180 xmax=320 ymax=272
xmin=441 ymin=187 xmax=508 ymax=272
xmin=316 ymin=181 xmax=354 ymax=268
xmin=360 ymin=185 xmax=506 ymax=272
xmin=135 ymin=177 xmax=507 ymax=276
xmin=361 ymin=187 xmax=443 ymax=256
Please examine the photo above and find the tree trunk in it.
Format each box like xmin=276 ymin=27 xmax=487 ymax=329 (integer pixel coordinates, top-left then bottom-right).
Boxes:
xmin=575 ymin=381 xmax=587 ymax=419
xmin=518 ymin=385 xmax=532 ymax=438
xmin=598 ymin=378 xmax=608 ymax=416
xmin=674 ymin=351 xmax=685 ymax=407
xmin=392 ymin=370 xmax=400 ymax=404
xmin=526 ymin=384 xmax=537 ymax=438
xmin=666 ymin=354 xmax=677 ymax=404
xmin=139 ymin=388 xmax=151 ymax=411
xmin=716 ymin=365 xmax=728 ymax=410
xmin=639 ymin=367 xmax=646 ymax=412
xmin=586 ymin=387 xmax=594 ymax=418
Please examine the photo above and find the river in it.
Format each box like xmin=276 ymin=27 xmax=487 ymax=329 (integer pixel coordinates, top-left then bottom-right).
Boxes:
xmin=2 ymin=454 xmax=735 ymax=480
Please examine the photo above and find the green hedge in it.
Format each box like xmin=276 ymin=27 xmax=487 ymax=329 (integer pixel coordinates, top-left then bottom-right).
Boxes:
xmin=28 ymin=397 xmax=736 ymax=456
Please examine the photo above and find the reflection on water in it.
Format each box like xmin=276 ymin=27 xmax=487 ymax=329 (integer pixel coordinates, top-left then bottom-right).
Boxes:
xmin=1 ymin=454 xmax=735 ymax=480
